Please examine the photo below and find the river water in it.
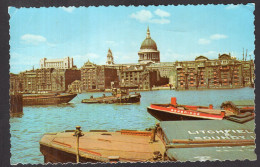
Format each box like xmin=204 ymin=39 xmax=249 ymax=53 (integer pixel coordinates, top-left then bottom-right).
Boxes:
xmin=10 ymin=87 xmax=255 ymax=164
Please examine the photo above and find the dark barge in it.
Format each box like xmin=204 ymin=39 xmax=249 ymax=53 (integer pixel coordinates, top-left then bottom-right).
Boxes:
xmin=82 ymin=87 xmax=141 ymax=104
xmin=23 ymin=93 xmax=77 ymax=105
xmin=40 ymin=117 xmax=256 ymax=163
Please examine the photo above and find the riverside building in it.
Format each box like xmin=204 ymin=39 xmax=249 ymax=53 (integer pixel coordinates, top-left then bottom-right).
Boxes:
xmin=80 ymin=60 xmax=119 ymax=91
xmin=171 ymin=54 xmax=254 ymax=90
xmin=11 ymin=68 xmax=80 ymax=93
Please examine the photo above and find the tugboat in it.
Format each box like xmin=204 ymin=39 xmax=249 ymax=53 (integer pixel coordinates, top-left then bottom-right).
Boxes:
xmin=23 ymin=93 xmax=77 ymax=105
xmin=40 ymin=115 xmax=255 ymax=163
xmin=81 ymin=86 xmax=141 ymax=104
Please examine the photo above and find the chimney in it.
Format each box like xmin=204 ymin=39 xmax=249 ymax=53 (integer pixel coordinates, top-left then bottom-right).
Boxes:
xmin=171 ymin=97 xmax=177 ymax=105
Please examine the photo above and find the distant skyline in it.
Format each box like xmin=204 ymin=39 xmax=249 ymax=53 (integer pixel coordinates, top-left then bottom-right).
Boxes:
xmin=9 ymin=4 xmax=255 ymax=73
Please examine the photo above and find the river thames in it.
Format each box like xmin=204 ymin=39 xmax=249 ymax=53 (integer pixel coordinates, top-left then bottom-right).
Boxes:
xmin=10 ymin=87 xmax=255 ymax=164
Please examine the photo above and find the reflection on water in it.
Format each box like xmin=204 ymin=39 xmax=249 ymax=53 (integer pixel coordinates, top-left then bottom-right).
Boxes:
xmin=10 ymin=113 xmax=24 ymax=118
xmin=10 ymin=87 xmax=255 ymax=164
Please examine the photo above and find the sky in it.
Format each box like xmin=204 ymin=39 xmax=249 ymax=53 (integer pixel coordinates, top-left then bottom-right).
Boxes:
xmin=9 ymin=4 xmax=255 ymax=74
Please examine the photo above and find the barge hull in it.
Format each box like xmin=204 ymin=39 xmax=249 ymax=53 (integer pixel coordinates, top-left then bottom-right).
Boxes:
xmin=40 ymin=145 xmax=99 ymax=163
xmin=82 ymin=94 xmax=141 ymax=104
xmin=23 ymin=94 xmax=77 ymax=105
xmin=147 ymin=107 xmax=209 ymax=121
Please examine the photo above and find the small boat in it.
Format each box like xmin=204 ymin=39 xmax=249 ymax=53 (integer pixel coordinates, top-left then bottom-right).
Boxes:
xmin=23 ymin=93 xmax=77 ymax=105
xmin=40 ymin=116 xmax=255 ymax=163
xmin=82 ymin=87 xmax=141 ymax=104
xmin=147 ymin=97 xmax=231 ymax=121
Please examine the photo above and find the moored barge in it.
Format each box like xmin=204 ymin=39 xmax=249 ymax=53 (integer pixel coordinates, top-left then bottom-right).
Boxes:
xmin=221 ymin=100 xmax=254 ymax=113
xmin=40 ymin=117 xmax=256 ymax=163
xmin=147 ymin=97 xmax=229 ymax=121
xmin=23 ymin=93 xmax=77 ymax=105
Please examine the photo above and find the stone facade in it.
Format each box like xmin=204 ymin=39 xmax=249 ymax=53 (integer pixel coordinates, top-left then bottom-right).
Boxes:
xmin=146 ymin=62 xmax=175 ymax=78
xmin=40 ymin=57 xmax=74 ymax=69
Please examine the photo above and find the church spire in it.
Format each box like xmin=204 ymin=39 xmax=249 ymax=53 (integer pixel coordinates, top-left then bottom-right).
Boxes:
xmin=146 ymin=26 xmax=151 ymax=38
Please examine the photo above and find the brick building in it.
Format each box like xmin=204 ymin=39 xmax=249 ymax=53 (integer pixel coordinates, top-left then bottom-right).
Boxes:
xmin=172 ymin=54 xmax=254 ymax=90
xmin=11 ymin=68 xmax=80 ymax=93
xmin=80 ymin=60 xmax=118 ymax=91
xmin=51 ymin=69 xmax=81 ymax=92
xmin=119 ymin=65 xmax=168 ymax=90
xmin=68 ymin=80 xmax=81 ymax=93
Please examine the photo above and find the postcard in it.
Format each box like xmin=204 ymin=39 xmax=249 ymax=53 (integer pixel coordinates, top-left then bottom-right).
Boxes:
xmin=9 ymin=4 xmax=255 ymax=164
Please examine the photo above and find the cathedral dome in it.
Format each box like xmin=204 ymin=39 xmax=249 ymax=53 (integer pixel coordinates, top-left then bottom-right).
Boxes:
xmin=140 ymin=27 xmax=158 ymax=50
xmin=140 ymin=38 xmax=157 ymax=50
xmin=138 ymin=27 xmax=160 ymax=64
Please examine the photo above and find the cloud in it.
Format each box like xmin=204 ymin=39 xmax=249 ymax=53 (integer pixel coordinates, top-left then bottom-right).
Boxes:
xmin=154 ymin=9 xmax=170 ymax=17
xmin=198 ymin=33 xmax=228 ymax=45
xmin=130 ymin=10 xmax=153 ymax=23
xmin=61 ymin=7 xmax=75 ymax=13
xmin=130 ymin=9 xmax=170 ymax=24
xmin=198 ymin=38 xmax=211 ymax=45
xmin=225 ymin=4 xmax=240 ymax=10
xmin=210 ymin=34 xmax=228 ymax=40
xmin=20 ymin=34 xmax=46 ymax=45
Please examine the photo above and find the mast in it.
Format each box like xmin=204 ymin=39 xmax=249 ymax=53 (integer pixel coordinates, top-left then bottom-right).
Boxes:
xmin=242 ymin=48 xmax=244 ymax=61
xmin=245 ymin=49 xmax=248 ymax=61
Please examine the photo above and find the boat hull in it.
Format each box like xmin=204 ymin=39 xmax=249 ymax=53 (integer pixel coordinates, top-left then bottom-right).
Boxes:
xmin=147 ymin=107 xmax=207 ymax=121
xmin=82 ymin=94 xmax=141 ymax=104
xmin=40 ymin=145 xmax=99 ymax=163
xmin=23 ymin=94 xmax=77 ymax=105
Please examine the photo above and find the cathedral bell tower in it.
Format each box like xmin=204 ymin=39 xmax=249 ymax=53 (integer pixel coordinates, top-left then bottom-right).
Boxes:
xmin=106 ymin=48 xmax=114 ymax=65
